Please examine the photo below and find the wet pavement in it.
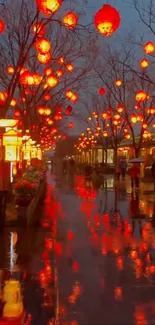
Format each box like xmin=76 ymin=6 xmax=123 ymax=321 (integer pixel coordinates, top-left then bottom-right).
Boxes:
xmin=1 ymin=173 xmax=155 ymax=324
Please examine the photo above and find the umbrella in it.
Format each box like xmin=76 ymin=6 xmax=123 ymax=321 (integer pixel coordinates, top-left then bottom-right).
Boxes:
xmin=128 ymin=158 xmax=144 ymax=164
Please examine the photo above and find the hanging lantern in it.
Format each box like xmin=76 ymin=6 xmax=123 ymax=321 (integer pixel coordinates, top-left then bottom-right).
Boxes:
xmin=14 ymin=109 xmax=21 ymax=118
xmin=144 ymin=41 xmax=155 ymax=54
xmin=44 ymin=107 xmax=51 ymax=115
xmin=142 ymin=122 xmax=148 ymax=129
xmin=115 ymin=79 xmax=122 ymax=86
xmin=57 ymin=56 xmax=65 ymax=64
xmin=101 ymin=112 xmax=108 ymax=119
xmin=10 ymin=98 xmax=17 ymax=107
xmin=36 ymin=0 xmax=62 ymax=15
xmin=37 ymin=106 xmax=45 ymax=115
xmin=46 ymin=74 xmax=58 ymax=88
xmin=63 ymin=12 xmax=78 ymax=29
xmin=125 ymin=133 xmax=131 ymax=140
xmin=137 ymin=114 xmax=143 ymax=122
xmin=38 ymin=52 xmax=52 ymax=64
xmin=20 ymin=71 xmax=34 ymax=86
xmin=69 ymin=122 xmax=74 ymax=128
xmin=135 ymin=90 xmax=148 ymax=102
xmin=35 ymin=38 xmax=51 ymax=54
xmin=143 ymin=130 xmax=148 ymax=139
xmin=153 ymin=123 xmax=155 ymax=128
xmin=94 ymin=4 xmax=121 ymax=36
xmin=66 ymin=63 xmax=74 ymax=72
xmin=114 ymin=113 xmax=120 ymax=120
xmin=32 ymin=73 xmax=43 ymax=85
xmin=56 ymin=68 xmax=64 ymax=77
xmin=103 ymin=130 xmax=108 ymax=137
xmin=131 ymin=114 xmax=137 ymax=123
xmin=140 ymin=58 xmax=149 ymax=69
xmin=0 ymin=91 xmax=6 ymax=105
xmin=44 ymin=93 xmax=51 ymax=101
xmin=99 ymin=87 xmax=105 ymax=96
xmin=6 ymin=66 xmax=14 ymax=74
xmin=32 ymin=22 xmax=45 ymax=36
xmin=65 ymin=105 xmax=73 ymax=115
xmin=117 ymin=104 xmax=124 ymax=113
xmin=0 ymin=20 xmax=5 ymax=34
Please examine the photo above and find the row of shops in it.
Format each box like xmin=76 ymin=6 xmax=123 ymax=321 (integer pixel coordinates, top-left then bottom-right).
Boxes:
xmin=0 ymin=119 xmax=43 ymax=190
xmin=74 ymin=141 xmax=155 ymax=167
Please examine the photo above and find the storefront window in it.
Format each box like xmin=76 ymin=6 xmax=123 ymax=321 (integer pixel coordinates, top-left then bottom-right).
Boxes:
xmin=107 ymin=149 xmax=114 ymax=164
xmin=97 ymin=149 xmax=103 ymax=163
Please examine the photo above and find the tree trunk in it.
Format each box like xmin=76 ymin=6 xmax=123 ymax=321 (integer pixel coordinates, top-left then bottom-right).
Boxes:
xmin=135 ymin=147 xmax=140 ymax=158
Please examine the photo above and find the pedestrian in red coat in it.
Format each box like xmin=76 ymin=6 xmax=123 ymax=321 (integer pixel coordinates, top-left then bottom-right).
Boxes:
xmin=128 ymin=164 xmax=140 ymax=189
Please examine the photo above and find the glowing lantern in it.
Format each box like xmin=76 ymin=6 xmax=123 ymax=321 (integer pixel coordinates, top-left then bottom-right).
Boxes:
xmin=37 ymin=106 xmax=45 ymax=115
xmin=142 ymin=122 xmax=147 ymax=129
xmin=114 ymin=113 xmax=120 ymax=120
xmin=66 ymin=90 xmax=78 ymax=103
xmin=63 ymin=12 xmax=78 ymax=29
xmin=44 ymin=93 xmax=51 ymax=101
xmin=38 ymin=52 xmax=52 ymax=64
xmin=144 ymin=41 xmax=155 ymax=54
xmin=20 ymin=71 xmax=34 ymax=86
xmin=7 ymin=66 xmax=14 ymax=74
xmin=69 ymin=122 xmax=74 ymax=128
xmin=94 ymin=4 xmax=121 ymax=36
xmin=113 ymin=120 xmax=118 ymax=126
xmin=66 ymin=90 xmax=74 ymax=98
xmin=103 ymin=131 xmax=108 ymax=137
xmin=46 ymin=74 xmax=58 ymax=88
xmin=117 ymin=104 xmax=123 ymax=113
xmin=44 ymin=108 xmax=51 ymax=115
xmin=56 ymin=69 xmax=63 ymax=77
xmin=57 ymin=56 xmax=65 ymax=64
xmin=125 ymin=134 xmax=130 ymax=139
xmin=14 ymin=110 xmax=20 ymax=118
xmin=0 ymin=91 xmax=6 ymax=105
xmin=102 ymin=112 xmax=108 ymax=119
xmin=143 ymin=131 xmax=148 ymax=139
xmin=137 ymin=114 xmax=143 ymax=122
xmin=33 ymin=73 xmax=43 ymax=85
xmin=66 ymin=63 xmax=74 ymax=72
xmin=32 ymin=22 xmax=45 ymax=36
xmin=3 ymin=130 xmax=22 ymax=162
xmin=115 ymin=79 xmax=122 ymax=86
xmin=140 ymin=58 xmax=149 ymax=69
xmin=71 ymin=93 xmax=78 ymax=103
xmin=10 ymin=98 xmax=17 ymax=107
xmin=0 ymin=20 xmax=5 ymax=34
xmin=99 ymin=87 xmax=105 ymax=96
xmin=35 ymin=38 xmax=51 ymax=54
xmin=135 ymin=90 xmax=147 ymax=102
xmin=153 ymin=123 xmax=155 ymax=128
xmin=36 ymin=0 xmax=62 ymax=15
xmin=54 ymin=113 xmax=62 ymax=120
xmin=131 ymin=114 xmax=137 ymax=123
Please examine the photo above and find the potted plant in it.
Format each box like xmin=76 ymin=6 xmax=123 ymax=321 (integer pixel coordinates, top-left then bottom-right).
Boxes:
xmin=14 ymin=180 xmax=34 ymax=207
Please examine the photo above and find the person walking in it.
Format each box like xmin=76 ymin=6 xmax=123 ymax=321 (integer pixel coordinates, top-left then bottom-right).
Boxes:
xmin=128 ymin=163 xmax=140 ymax=190
xmin=116 ymin=160 xmax=121 ymax=181
xmin=120 ymin=158 xmax=127 ymax=179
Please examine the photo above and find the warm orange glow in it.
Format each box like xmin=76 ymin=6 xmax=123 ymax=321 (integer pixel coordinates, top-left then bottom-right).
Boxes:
xmin=6 ymin=66 xmax=15 ymax=74
xmin=103 ymin=131 xmax=108 ymax=137
xmin=0 ymin=119 xmax=18 ymax=128
xmin=36 ymin=0 xmax=62 ymax=15
xmin=114 ymin=113 xmax=120 ymax=120
xmin=33 ymin=73 xmax=43 ymax=85
xmin=46 ymin=74 xmax=58 ymax=88
xmin=113 ymin=120 xmax=118 ymax=126
xmin=102 ymin=112 xmax=108 ymax=119
xmin=125 ymin=133 xmax=130 ymax=139
xmin=142 ymin=122 xmax=147 ymax=129
xmin=117 ymin=104 xmax=124 ymax=113
xmin=66 ymin=90 xmax=78 ymax=103
xmin=135 ymin=90 xmax=147 ymax=102
xmin=66 ymin=63 xmax=74 ymax=72
xmin=38 ymin=52 xmax=52 ymax=64
xmin=35 ymin=38 xmax=51 ymax=54
xmin=20 ymin=71 xmax=34 ymax=86
xmin=131 ymin=114 xmax=137 ymax=123
xmin=44 ymin=67 xmax=52 ymax=76
xmin=63 ymin=12 xmax=78 ymax=29
xmin=140 ymin=58 xmax=149 ymax=68
xmin=57 ymin=56 xmax=65 ymax=64
xmin=0 ymin=91 xmax=6 ymax=105
xmin=115 ymin=79 xmax=122 ymax=86
xmin=44 ymin=93 xmax=51 ymax=101
xmin=44 ymin=108 xmax=51 ymax=116
xmin=143 ymin=131 xmax=148 ymax=139
xmin=137 ymin=114 xmax=143 ymax=122
xmin=32 ymin=22 xmax=45 ymax=36
xmin=56 ymin=69 xmax=64 ymax=77
xmin=144 ymin=41 xmax=155 ymax=54
xmin=37 ymin=106 xmax=45 ymax=115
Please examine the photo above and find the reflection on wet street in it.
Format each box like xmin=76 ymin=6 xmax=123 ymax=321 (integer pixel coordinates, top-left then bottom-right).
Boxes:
xmin=1 ymin=173 xmax=155 ymax=324
xmin=55 ymin=175 xmax=155 ymax=325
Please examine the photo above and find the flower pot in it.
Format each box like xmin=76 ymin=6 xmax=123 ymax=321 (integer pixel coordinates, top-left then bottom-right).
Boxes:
xmin=15 ymin=194 xmax=32 ymax=207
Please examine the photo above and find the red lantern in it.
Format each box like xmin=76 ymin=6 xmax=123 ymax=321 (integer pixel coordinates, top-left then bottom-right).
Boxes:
xmin=94 ymin=5 xmax=121 ymax=36
xmin=99 ymin=87 xmax=105 ymax=95
xmin=44 ymin=67 xmax=52 ymax=76
xmin=20 ymin=71 xmax=34 ymax=85
xmin=57 ymin=56 xmax=65 ymax=64
xmin=0 ymin=20 xmax=5 ymax=34
xmin=32 ymin=73 xmax=43 ymax=85
xmin=115 ymin=79 xmax=122 ymax=86
xmin=140 ymin=58 xmax=149 ymax=69
xmin=135 ymin=90 xmax=148 ymax=102
xmin=0 ymin=91 xmax=6 ymax=105
xmin=32 ymin=22 xmax=45 ymax=36
xmin=69 ymin=122 xmax=74 ymax=128
xmin=38 ymin=52 xmax=52 ymax=64
xmin=6 ymin=66 xmax=14 ymax=74
xmin=56 ymin=68 xmax=64 ymax=77
xmin=65 ymin=105 xmax=73 ymax=115
xmin=14 ymin=109 xmax=21 ymax=118
xmin=36 ymin=0 xmax=62 ymax=15
xmin=44 ymin=93 xmax=51 ymax=101
xmin=63 ymin=12 xmax=78 ymax=29
xmin=66 ymin=63 xmax=74 ymax=72
xmin=35 ymin=38 xmax=51 ymax=54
